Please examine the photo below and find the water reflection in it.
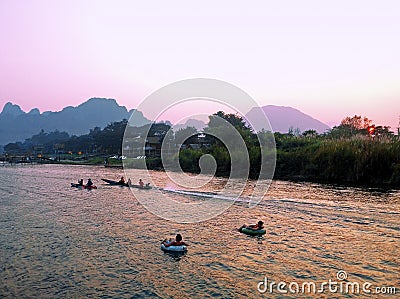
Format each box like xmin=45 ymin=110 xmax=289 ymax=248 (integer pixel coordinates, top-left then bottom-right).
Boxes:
xmin=0 ymin=164 xmax=398 ymax=298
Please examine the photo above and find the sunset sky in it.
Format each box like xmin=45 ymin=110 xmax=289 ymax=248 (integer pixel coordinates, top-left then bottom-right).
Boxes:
xmin=0 ymin=0 xmax=399 ymax=129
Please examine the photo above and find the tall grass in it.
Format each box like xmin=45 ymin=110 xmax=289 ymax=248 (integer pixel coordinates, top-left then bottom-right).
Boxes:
xmin=275 ymin=135 xmax=400 ymax=185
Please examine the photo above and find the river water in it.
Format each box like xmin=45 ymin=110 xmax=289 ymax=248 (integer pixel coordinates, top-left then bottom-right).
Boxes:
xmin=0 ymin=164 xmax=399 ymax=298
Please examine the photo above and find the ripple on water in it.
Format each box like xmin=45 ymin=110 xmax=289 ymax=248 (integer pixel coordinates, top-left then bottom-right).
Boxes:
xmin=0 ymin=164 xmax=399 ymax=298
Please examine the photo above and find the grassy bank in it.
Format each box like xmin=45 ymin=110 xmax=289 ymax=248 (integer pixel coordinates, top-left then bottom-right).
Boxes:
xmin=274 ymin=136 xmax=400 ymax=186
xmin=140 ymin=135 xmax=400 ymax=188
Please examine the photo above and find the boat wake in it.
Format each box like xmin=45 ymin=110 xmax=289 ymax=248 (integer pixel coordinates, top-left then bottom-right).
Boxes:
xmin=159 ymin=187 xmax=255 ymax=204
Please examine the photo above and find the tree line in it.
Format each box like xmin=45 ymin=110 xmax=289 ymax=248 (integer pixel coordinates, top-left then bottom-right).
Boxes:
xmin=4 ymin=114 xmax=400 ymax=186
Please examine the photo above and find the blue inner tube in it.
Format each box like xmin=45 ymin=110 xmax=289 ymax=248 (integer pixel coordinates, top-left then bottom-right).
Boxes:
xmin=240 ymin=227 xmax=266 ymax=236
xmin=161 ymin=243 xmax=187 ymax=252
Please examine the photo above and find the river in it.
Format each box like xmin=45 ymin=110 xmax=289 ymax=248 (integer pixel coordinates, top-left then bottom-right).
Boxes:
xmin=0 ymin=164 xmax=399 ymax=298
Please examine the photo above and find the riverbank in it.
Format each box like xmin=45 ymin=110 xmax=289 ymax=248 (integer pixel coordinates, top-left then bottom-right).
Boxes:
xmin=5 ymin=157 xmax=399 ymax=190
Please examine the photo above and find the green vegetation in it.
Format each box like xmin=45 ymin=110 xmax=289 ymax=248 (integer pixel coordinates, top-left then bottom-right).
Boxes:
xmin=172 ymin=113 xmax=400 ymax=186
xmin=274 ymin=116 xmax=399 ymax=185
xmin=274 ymin=134 xmax=400 ymax=185
xmin=3 ymin=114 xmax=399 ymax=187
xmin=4 ymin=120 xmax=128 ymax=155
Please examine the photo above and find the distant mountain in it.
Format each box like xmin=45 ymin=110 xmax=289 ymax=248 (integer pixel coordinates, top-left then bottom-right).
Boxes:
xmin=1 ymin=102 xmax=24 ymax=117
xmin=0 ymin=100 xmax=331 ymax=145
xmin=164 ymin=106 xmax=330 ymax=134
xmin=0 ymin=98 xmax=150 ymax=145
xmin=245 ymin=105 xmax=330 ymax=134
xmin=174 ymin=119 xmax=206 ymax=131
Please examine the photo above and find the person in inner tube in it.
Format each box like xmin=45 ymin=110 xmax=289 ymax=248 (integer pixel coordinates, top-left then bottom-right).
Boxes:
xmin=240 ymin=220 xmax=264 ymax=231
xmin=162 ymin=234 xmax=189 ymax=247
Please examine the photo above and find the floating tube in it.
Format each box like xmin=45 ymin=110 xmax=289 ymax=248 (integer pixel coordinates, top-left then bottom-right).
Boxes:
xmin=239 ymin=227 xmax=266 ymax=236
xmin=161 ymin=243 xmax=187 ymax=252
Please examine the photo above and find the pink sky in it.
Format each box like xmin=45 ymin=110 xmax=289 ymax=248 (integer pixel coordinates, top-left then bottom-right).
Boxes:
xmin=0 ymin=0 xmax=399 ymax=129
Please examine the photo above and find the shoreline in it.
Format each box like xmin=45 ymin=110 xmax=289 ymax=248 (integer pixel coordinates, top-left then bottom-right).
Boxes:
xmin=3 ymin=160 xmax=399 ymax=191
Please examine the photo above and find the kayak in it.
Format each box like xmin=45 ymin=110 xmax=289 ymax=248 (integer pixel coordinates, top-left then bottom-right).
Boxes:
xmin=161 ymin=243 xmax=187 ymax=252
xmin=71 ymin=183 xmax=97 ymax=190
xmin=102 ymin=178 xmax=152 ymax=189
xmin=239 ymin=227 xmax=266 ymax=236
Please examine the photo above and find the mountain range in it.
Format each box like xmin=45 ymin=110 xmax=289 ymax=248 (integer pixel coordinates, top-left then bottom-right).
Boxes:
xmin=0 ymin=99 xmax=331 ymax=145
xmin=0 ymin=98 xmax=149 ymax=145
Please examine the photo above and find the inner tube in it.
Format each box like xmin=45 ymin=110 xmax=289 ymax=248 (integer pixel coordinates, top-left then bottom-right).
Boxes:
xmin=240 ymin=227 xmax=266 ymax=236
xmin=161 ymin=243 xmax=187 ymax=252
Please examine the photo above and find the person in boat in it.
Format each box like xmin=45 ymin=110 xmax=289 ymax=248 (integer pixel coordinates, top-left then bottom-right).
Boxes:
xmin=118 ymin=177 xmax=125 ymax=184
xmin=127 ymin=178 xmax=132 ymax=186
xmin=86 ymin=178 xmax=93 ymax=187
xmin=78 ymin=179 xmax=83 ymax=186
xmin=240 ymin=220 xmax=264 ymax=231
xmin=162 ymin=234 xmax=189 ymax=247
xmin=139 ymin=179 xmax=144 ymax=188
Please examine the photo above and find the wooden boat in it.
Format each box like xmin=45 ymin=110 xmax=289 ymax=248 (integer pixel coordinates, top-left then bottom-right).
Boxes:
xmin=101 ymin=178 xmax=127 ymax=186
xmin=101 ymin=179 xmax=152 ymax=189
